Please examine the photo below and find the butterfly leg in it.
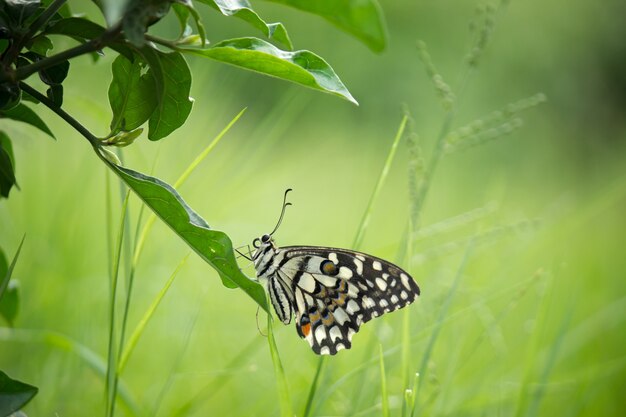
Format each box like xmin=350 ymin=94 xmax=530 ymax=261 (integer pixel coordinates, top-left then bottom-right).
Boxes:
xmin=235 ymin=247 xmax=253 ymax=261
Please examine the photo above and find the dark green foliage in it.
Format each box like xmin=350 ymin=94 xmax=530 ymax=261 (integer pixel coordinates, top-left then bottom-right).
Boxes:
xmin=0 ymin=131 xmax=16 ymax=199
xmin=138 ymin=48 xmax=193 ymax=140
xmin=108 ymin=55 xmax=157 ymax=133
xmin=0 ymin=280 xmax=18 ymax=327
xmin=0 ymin=371 xmax=37 ymax=417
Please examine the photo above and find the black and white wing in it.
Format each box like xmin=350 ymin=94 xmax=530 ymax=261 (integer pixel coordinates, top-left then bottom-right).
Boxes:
xmin=274 ymin=246 xmax=421 ymax=355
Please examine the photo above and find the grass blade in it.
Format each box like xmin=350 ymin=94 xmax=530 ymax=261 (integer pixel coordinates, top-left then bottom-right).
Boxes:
xmin=118 ymin=254 xmax=190 ymax=373
xmin=352 ymin=114 xmax=408 ymax=249
xmin=267 ymin=308 xmax=292 ymax=417
xmin=132 ymin=108 xmax=246 ymax=267
xmin=413 ymin=241 xmax=473 ymax=416
xmin=302 ymin=356 xmax=326 ymax=417
xmin=379 ymin=344 xmax=390 ymax=417
xmin=105 ymin=190 xmax=130 ymax=417
xmin=0 ymin=235 xmax=25 ymax=301
xmin=171 ymin=336 xmax=264 ymax=417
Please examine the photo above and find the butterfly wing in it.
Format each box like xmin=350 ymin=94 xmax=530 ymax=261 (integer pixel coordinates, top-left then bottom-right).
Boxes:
xmin=275 ymin=246 xmax=420 ymax=355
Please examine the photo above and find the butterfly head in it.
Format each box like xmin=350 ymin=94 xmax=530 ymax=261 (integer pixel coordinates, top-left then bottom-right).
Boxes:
xmin=252 ymin=233 xmax=275 ymax=253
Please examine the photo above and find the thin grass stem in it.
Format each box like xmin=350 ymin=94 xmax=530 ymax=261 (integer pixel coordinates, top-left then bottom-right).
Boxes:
xmin=132 ymin=108 xmax=246 ymax=267
xmin=379 ymin=344 xmax=390 ymax=417
xmin=105 ymin=190 xmax=130 ymax=417
xmin=266 ymin=305 xmax=293 ymax=417
xmin=302 ymin=356 xmax=326 ymax=417
xmin=118 ymin=254 xmax=190 ymax=373
xmin=171 ymin=336 xmax=264 ymax=417
xmin=412 ymin=241 xmax=474 ymax=416
xmin=352 ymin=114 xmax=408 ymax=249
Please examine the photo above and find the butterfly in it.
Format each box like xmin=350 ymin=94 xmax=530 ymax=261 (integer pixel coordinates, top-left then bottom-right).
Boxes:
xmin=245 ymin=190 xmax=421 ymax=355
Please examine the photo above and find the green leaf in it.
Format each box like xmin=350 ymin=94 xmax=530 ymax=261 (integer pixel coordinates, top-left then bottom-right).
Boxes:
xmin=0 ymin=132 xmax=17 ymax=199
xmin=0 ymin=248 xmax=7 ymax=278
xmin=43 ymin=16 xmax=107 ymax=39
xmin=108 ymin=55 xmax=157 ymax=133
xmin=197 ymin=0 xmax=292 ymax=50
xmin=171 ymin=3 xmax=192 ymax=36
xmin=0 ymin=370 xmax=38 ymax=417
xmin=173 ymin=1 xmax=206 ymax=46
xmin=99 ymin=158 xmax=268 ymax=310
xmin=0 ymin=83 xmax=21 ymax=111
xmin=3 ymin=0 xmax=41 ymax=25
xmin=0 ymin=132 xmax=15 ymax=171
xmin=42 ymin=16 xmax=135 ymax=60
xmin=0 ymin=236 xmax=24 ymax=307
xmin=26 ymin=35 xmax=53 ymax=56
xmin=182 ymin=37 xmax=357 ymax=105
xmin=0 ymin=103 xmax=55 ymax=139
xmin=46 ymin=84 xmax=63 ymax=106
xmin=0 ymin=280 xmax=19 ymax=327
xmin=122 ymin=0 xmax=171 ymax=47
xmin=265 ymin=0 xmax=387 ymax=52
xmin=139 ymin=48 xmax=193 ymax=140
xmin=39 ymin=59 xmax=69 ymax=85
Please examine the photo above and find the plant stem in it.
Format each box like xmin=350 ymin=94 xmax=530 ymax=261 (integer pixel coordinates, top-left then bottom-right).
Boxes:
xmin=1 ymin=0 xmax=68 ymax=67
xmin=25 ymin=0 xmax=68 ymax=41
xmin=411 ymin=68 xmax=472 ymax=231
xmin=302 ymin=356 xmax=326 ymax=417
xmin=352 ymin=114 xmax=408 ymax=249
xmin=145 ymin=34 xmax=180 ymax=50
xmin=106 ymin=190 xmax=130 ymax=417
xmin=1 ymin=23 xmax=122 ymax=84
xmin=16 ymin=38 xmax=103 ymax=81
xmin=19 ymin=82 xmax=100 ymax=148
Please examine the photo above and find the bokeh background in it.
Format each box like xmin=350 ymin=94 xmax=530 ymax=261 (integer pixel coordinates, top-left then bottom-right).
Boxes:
xmin=1 ymin=0 xmax=625 ymax=416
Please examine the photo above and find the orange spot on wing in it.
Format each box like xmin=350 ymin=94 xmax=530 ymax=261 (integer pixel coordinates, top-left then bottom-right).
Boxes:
xmin=302 ymin=323 xmax=311 ymax=337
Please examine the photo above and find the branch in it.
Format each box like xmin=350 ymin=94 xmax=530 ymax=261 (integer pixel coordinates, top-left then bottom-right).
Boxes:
xmin=13 ymin=25 xmax=122 ymax=83
xmin=19 ymin=82 xmax=100 ymax=148
xmin=25 ymin=0 xmax=68 ymax=41
xmin=1 ymin=0 xmax=67 ymax=67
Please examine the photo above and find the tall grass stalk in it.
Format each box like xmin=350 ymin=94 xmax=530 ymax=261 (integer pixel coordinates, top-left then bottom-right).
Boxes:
xmin=514 ymin=264 xmax=569 ymax=417
xmin=458 ymin=268 xmax=545 ymax=374
xmin=132 ymin=108 xmax=247 ymax=267
xmin=171 ymin=336 xmax=264 ymax=417
xmin=379 ymin=344 xmax=390 ymax=417
xmin=412 ymin=242 xmax=473 ymax=416
xmin=105 ymin=190 xmax=130 ymax=417
xmin=152 ymin=307 xmax=202 ymax=417
xmin=352 ymin=114 xmax=408 ymax=249
xmin=105 ymin=169 xmax=114 ymax=281
xmin=301 ymin=356 xmax=325 ymax=417
xmin=266 ymin=304 xmax=293 ymax=417
xmin=401 ymin=112 xmax=422 ymax=417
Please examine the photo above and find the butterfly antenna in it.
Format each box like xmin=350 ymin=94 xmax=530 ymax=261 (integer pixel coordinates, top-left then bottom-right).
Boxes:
xmin=269 ymin=188 xmax=293 ymax=236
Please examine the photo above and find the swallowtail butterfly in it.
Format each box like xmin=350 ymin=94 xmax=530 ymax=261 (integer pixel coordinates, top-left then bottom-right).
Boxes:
xmin=245 ymin=190 xmax=421 ymax=355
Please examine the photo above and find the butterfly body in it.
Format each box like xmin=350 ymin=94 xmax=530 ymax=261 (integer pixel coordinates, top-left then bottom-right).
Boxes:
xmin=252 ymin=234 xmax=421 ymax=355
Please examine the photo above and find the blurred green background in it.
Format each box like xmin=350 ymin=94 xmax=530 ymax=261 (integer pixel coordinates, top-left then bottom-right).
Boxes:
xmin=1 ymin=0 xmax=625 ymax=416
